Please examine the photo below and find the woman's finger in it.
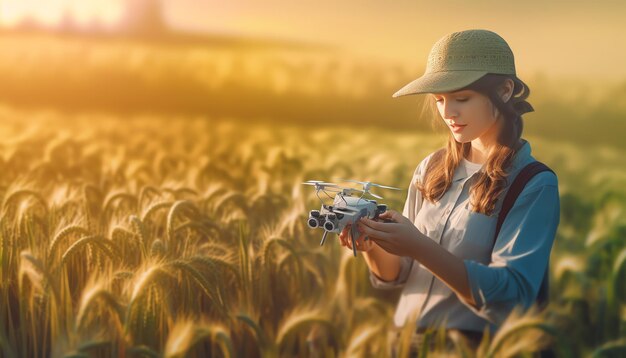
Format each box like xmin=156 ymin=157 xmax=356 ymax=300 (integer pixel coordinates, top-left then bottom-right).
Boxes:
xmin=337 ymin=224 xmax=375 ymax=252
xmin=355 ymin=234 xmax=364 ymax=247
xmin=344 ymin=224 xmax=353 ymax=245
xmin=339 ymin=224 xmax=350 ymax=244
xmin=379 ymin=210 xmax=401 ymax=222
xmin=359 ymin=223 xmax=393 ymax=240
xmin=348 ymin=230 xmax=367 ymax=251
xmin=355 ymin=236 xmax=368 ymax=250
xmin=341 ymin=224 xmax=350 ymax=248
xmin=357 ymin=231 xmax=377 ymax=251
xmin=378 ymin=212 xmax=397 ymax=223
xmin=360 ymin=217 xmax=393 ymax=232
xmin=345 ymin=235 xmax=353 ymax=249
xmin=366 ymin=236 xmax=392 ymax=251
xmin=390 ymin=210 xmax=404 ymax=223
xmin=379 ymin=211 xmax=392 ymax=218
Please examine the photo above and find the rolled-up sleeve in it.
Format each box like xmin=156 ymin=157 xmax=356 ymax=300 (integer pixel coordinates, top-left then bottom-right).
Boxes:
xmin=369 ymin=255 xmax=414 ymax=289
xmin=461 ymin=172 xmax=560 ymax=325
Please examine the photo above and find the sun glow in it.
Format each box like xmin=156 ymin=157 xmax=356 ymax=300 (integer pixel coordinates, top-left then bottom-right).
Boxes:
xmin=0 ymin=0 xmax=125 ymax=28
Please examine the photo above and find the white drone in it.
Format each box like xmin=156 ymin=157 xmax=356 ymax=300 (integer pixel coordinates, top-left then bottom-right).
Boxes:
xmin=302 ymin=179 xmax=401 ymax=257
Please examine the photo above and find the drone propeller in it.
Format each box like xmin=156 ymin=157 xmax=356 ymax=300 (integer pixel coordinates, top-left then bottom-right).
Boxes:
xmin=371 ymin=183 xmax=401 ymax=190
xmin=304 ymin=180 xmax=346 ymax=203
xmin=333 ymin=178 xmax=400 ymax=199
xmin=334 ymin=187 xmax=380 ymax=199
xmin=302 ymin=180 xmax=339 ymax=188
xmin=334 ymin=178 xmax=401 ymax=191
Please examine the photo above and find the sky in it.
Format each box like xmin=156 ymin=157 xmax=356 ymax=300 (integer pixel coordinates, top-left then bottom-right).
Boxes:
xmin=164 ymin=0 xmax=626 ymax=80
xmin=1 ymin=0 xmax=625 ymax=80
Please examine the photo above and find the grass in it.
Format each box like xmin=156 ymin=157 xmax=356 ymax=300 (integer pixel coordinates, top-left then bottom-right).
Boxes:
xmin=0 ymin=29 xmax=624 ymax=355
xmin=0 ymin=104 xmax=623 ymax=356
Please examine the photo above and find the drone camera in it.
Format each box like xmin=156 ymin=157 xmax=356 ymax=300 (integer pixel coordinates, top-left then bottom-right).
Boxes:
xmin=307 ymin=217 xmax=319 ymax=229
xmin=324 ymin=213 xmax=337 ymax=231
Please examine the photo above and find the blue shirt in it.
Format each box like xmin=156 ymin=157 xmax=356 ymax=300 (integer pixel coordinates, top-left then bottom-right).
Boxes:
xmin=369 ymin=139 xmax=560 ymax=334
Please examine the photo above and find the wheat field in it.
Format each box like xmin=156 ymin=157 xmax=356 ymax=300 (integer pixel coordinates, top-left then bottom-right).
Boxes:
xmin=0 ymin=103 xmax=624 ymax=357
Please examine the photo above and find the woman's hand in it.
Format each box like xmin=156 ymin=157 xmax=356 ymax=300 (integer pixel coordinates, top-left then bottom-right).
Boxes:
xmin=338 ymin=223 xmax=375 ymax=252
xmin=356 ymin=210 xmax=424 ymax=257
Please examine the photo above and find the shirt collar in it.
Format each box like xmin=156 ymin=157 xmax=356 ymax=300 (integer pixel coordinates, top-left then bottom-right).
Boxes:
xmin=452 ymin=139 xmax=532 ymax=182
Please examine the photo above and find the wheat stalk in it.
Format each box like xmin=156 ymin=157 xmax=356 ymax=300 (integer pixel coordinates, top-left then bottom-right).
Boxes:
xmin=60 ymin=235 xmax=118 ymax=268
xmin=275 ymin=308 xmax=335 ymax=349
xmin=166 ymin=200 xmax=199 ymax=243
xmin=18 ymin=251 xmax=60 ymax=304
xmin=48 ymin=225 xmax=90 ymax=262
xmin=76 ymin=281 xmax=125 ymax=330
xmin=102 ymin=192 xmax=137 ymax=216
xmin=140 ymin=201 xmax=172 ymax=222
xmin=129 ymin=215 xmax=148 ymax=257
xmin=2 ymin=189 xmax=48 ymax=215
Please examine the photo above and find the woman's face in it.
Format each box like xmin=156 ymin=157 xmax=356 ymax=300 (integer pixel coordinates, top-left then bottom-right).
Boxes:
xmin=431 ymin=90 xmax=500 ymax=144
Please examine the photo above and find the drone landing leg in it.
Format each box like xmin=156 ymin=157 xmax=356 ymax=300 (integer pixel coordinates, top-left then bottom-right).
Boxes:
xmin=320 ymin=230 xmax=329 ymax=246
xmin=350 ymin=222 xmax=359 ymax=257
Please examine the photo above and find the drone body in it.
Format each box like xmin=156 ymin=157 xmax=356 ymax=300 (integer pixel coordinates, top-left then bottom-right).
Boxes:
xmin=303 ymin=179 xmax=399 ymax=257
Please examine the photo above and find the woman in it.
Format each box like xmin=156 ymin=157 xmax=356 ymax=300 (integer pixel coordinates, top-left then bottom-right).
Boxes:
xmin=338 ymin=29 xmax=560 ymax=353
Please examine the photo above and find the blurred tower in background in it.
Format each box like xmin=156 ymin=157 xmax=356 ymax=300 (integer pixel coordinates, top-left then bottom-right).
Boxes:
xmin=120 ymin=0 xmax=168 ymax=35
xmin=58 ymin=9 xmax=78 ymax=33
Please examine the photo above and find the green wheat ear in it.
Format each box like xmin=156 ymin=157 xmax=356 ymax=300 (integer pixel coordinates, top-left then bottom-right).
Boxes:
xmin=612 ymin=248 xmax=626 ymax=304
xmin=126 ymin=345 xmax=159 ymax=358
xmin=590 ymin=337 xmax=626 ymax=358
xmin=235 ymin=313 xmax=271 ymax=350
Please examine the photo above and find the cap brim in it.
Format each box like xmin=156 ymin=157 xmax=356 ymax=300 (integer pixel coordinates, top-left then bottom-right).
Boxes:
xmin=392 ymin=71 xmax=488 ymax=98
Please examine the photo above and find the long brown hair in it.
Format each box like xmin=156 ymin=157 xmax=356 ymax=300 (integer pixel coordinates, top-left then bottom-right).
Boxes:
xmin=416 ymin=74 xmax=534 ymax=215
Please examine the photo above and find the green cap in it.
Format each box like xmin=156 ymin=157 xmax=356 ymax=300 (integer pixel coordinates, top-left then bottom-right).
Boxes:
xmin=393 ymin=29 xmax=516 ymax=97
